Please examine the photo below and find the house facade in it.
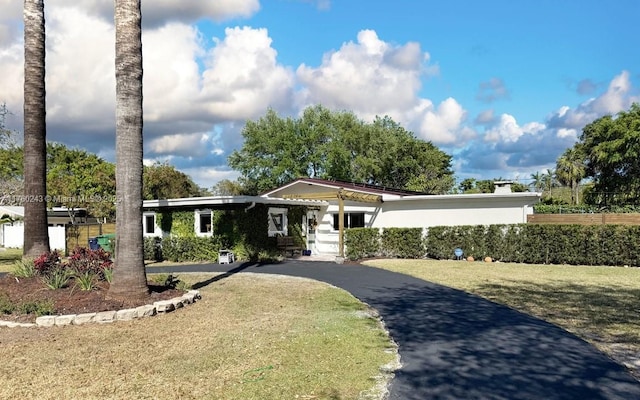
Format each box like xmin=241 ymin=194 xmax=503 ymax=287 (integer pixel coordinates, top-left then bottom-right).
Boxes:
xmin=142 ymin=178 xmax=541 ymax=258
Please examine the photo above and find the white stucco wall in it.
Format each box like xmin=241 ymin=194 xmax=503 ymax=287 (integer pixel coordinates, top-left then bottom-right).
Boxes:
xmin=374 ymin=195 xmax=535 ymax=228
xmin=308 ymin=194 xmax=538 ymax=256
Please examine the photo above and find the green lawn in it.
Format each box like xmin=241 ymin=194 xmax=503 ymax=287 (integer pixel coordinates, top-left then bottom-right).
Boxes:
xmin=0 ymin=273 xmax=397 ymax=399
xmin=0 ymin=248 xmax=22 ymax=272
xmin=363 ymin=258 xmax=640 ymax=375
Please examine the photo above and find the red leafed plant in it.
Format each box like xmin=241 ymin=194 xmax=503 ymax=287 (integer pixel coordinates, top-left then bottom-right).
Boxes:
xmin=66 ymin=246 xmax=113 ymax=280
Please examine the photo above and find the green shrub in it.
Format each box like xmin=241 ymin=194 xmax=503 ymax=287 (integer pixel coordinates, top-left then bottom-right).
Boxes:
xmin=161 ymin=236 xmax=221 ymax=262
xmin=42 ymin=268 xmax=72 ymax=290
xmin=424 ymin=223 xmax=640 ymax=267
xmin=381 ymin=228 xmax=424 ymax=258
xmin=345 ymin=228 xmax=380 ymax=260
xmin=144 ymin=236 xmax=163 ymax=261
xmin=74 ymin=270 xmax=98 ymax=291
xmin=17 ymin=300 xmax=54 ymax=316
xmin=12 ymin=258 xmax=36 ymax=278
xmin=0 ymin=293 xmax=15 ymax=314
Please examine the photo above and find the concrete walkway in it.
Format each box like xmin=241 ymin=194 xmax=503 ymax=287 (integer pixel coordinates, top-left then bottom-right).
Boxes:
xmin=153 ymin=260 xmax=640 ymax=399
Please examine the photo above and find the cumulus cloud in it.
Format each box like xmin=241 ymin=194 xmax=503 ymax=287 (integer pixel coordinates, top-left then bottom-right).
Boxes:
xmin=148 ymin=133 xmax=211 ymax=158
xmin=296 ymin=30 xmax=432 ymax=119
xmin=576 ymin=78 xmax=597 ymax=95
xmin=75 ymin=0 xmax=260 ymax=28
xmin=200 ymin=26 xmax=296 ymax=120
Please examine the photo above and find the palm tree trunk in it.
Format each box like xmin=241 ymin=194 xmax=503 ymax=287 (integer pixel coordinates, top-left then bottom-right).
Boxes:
xmin=23 ymin=0 xmax=50 ymax=257
xmin=108 ymin=0 xmax=148 ymax=301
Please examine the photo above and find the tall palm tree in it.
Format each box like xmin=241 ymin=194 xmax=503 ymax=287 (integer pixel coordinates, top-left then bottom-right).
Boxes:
xmin=542 ymin=168 xmax=557 ymax=196
xmin=556 ymin=148 xmax=586 ymax=205
xmin=529 ymin=171 xmax=543 ymax=192
xmin=23 ymin=0 xmax=50 ymax=257
xmin=108 ymin=0 xmax=148 ymax=301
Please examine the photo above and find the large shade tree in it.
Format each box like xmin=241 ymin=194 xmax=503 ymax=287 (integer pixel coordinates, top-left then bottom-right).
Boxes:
xmin=228 ymin=105 xmax=455 ymax=194
xmin=108 ymin=0 xmax=148 ymax=301
xmin=578 ymin=103 xmax=640 ymax=206
xmin=23 ymin=0 xmax=50 ymax=257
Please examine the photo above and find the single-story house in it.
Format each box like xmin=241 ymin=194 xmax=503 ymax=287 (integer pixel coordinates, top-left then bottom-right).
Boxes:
xmin=0 ymin=206 xmax=87 ymax=251
xmin=142 ymin=178 xmax=541 ymax=258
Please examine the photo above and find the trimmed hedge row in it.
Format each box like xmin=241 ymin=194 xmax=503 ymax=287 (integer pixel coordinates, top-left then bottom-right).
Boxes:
xmin=344 ymin=224 xmax=640 ymax=267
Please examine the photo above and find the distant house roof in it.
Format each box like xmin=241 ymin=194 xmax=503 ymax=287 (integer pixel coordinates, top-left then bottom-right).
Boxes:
xmin=261 ymin=178 xmax=427 ymax=198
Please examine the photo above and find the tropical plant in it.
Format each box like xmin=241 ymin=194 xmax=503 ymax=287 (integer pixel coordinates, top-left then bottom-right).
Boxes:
xmin=22 ymin=0 xmax=50 ymax=257
xmin=12 ymin=258 xmax=36 ymax=278
xmin=108 ymin=0 xmax=149 ymax=301
xmin=555 ymin=147 xmax=586 ymax=205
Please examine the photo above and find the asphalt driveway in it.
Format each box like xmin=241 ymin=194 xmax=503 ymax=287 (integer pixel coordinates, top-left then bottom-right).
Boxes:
xmin=151 ymin=260 xmax=640 ymax=400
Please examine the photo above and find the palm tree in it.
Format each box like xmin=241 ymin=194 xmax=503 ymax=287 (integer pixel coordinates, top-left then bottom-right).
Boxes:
xmin=556 ymin=148 xmax=586 ymax=205
xmin=541 ymin=168 xmax=557 ymax=196
xmin=108 ymin=0 xmax=148 ymax=301
xmin=23 ymin=0 xmax=50 ymax=257
xmin=529 ymin=171 xmax=543 ymax=192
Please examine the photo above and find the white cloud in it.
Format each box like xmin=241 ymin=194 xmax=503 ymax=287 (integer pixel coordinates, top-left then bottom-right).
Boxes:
xmin=484 ymin=114 xmax=545 ymax=143
xmin=297 ymin=29 xmax=429 ymax=118
xmin=73 ymin=0 xmax=260 ymax=27
xmin=200 ymin=27 xmax=296 ymax=120
xmin=416 ymin=97 xmax=473 ymax=145
xmin=148 ymin=132 xmax=210 ymax=157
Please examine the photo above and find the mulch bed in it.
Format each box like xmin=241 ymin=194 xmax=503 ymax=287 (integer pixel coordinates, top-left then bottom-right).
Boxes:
xmin=0 ymin=274 xmax=185 ymax=324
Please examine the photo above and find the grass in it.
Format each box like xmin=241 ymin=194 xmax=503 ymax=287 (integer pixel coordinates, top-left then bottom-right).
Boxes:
xmin=0 ymin=248 xmax=22 ymax=273
xmin=363 ymin=258 xmax=640 ymax=371
xmin=0 ymin=272 xmax=397 ymax=400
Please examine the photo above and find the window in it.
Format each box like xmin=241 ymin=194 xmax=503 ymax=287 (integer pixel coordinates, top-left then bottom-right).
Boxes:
xmin=199 ymin=212 xmax=212 ymax=234
xmin=268 ymin=208 xmax=287 ymax=237
xmin=143 ymin=213 xmax=156 ymax=235
xmin=332 ymin=212 xmax=365 ymax=230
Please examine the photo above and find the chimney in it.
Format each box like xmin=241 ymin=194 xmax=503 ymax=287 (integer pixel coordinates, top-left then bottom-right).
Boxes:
xmin=493 ymin=180 xmax=513 ymax=194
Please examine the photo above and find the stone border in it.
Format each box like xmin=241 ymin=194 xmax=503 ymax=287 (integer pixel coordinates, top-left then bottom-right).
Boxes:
xmin=0 ymin=290 xmax=201 ymax=328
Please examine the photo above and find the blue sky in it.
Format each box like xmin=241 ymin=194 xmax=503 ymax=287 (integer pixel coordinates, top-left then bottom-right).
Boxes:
xmin=0 ymin=0 xmax=638 ymax=190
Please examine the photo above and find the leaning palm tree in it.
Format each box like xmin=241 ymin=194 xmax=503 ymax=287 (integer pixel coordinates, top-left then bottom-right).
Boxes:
xmin=108 ymin=0 xmax=148 ymax=301
xmin=23 ymin=0 xmax=50 ymax=257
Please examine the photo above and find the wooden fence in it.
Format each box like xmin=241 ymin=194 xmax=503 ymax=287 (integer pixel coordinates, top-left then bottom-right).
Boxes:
xmin=527 ymin=213 xmax=640 ymax=225
xmin=65 ymin=223 xmax=116 ymax=252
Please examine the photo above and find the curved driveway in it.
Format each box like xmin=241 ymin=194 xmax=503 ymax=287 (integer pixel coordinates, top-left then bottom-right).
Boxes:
xmin=153 ymin=260 xmax=640 ymax=400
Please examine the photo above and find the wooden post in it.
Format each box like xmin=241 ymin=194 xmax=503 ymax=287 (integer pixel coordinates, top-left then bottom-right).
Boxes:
xmin=338 ymin=193 xmax=345 ymax=258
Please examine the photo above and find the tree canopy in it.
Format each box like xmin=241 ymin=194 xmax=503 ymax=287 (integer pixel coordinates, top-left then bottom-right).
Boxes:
xmin=143 ymin=161 xmax=204 ymax=200
xmin=0 ymin=143 xmax=204 ymax=217
xmin=228 ymin=105 xmax=455 ymax=194
xmin=574 ymin=103 xmax=640 ymax=206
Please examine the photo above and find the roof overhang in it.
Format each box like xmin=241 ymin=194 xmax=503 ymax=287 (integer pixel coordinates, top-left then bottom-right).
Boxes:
xmin=143 ymin=195 xmax=327 ymax=209
xmin=282 ymin=189 xmax=382 ymax=203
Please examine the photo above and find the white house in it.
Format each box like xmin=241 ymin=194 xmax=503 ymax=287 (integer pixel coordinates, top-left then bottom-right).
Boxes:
xmin=0 ymin=206 xmax=85 ymax=251
xmin=142 ymin=178 xmax=541 ymax=258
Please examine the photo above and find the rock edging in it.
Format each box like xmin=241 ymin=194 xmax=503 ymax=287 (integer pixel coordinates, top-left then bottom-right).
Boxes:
xmin=0 ymin=290 xmax=201 ymax=328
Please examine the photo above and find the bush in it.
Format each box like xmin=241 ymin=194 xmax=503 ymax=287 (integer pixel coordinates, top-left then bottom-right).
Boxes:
xmin=12 ymin=258 xmax=36 ymax=278
xmin=424 ymin=223 xmax=640 ymax=267
xmin=144 ymin=236 xmax=163 ymax=261
xmin=345 ymin=228 xmax=380 ymax=260
xmin=33 ymin=250 xmax=63 ymax=276
xmin=0 ymin=293 xmax=15 ymax=314
xmin=381 ymin=228 xmax=425 ymax=259
xmin=161 ymin=236 xmax=222 ymax=262
xmin=66 ymin=247 xmax=113 ymax=280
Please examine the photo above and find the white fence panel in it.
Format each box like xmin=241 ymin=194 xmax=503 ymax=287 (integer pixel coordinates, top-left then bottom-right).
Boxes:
xmin=1 ymin=224 xmax=66 ymax=252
